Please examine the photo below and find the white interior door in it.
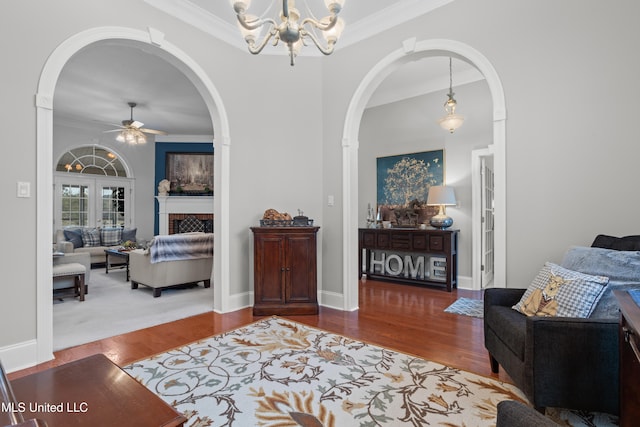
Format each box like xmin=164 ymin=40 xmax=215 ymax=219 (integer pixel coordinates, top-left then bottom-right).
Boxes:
xmin=481 ymin=158 xmax=495 ymax=288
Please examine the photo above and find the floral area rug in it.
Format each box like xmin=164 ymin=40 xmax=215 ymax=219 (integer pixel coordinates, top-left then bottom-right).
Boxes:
xmin=124 ymin=317 xmax=527 ymax=426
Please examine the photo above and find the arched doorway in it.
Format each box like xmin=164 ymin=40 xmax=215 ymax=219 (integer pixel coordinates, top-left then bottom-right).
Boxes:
xmin=35 ymin=26 xmax=232 ymax=363
xmin=341 ymin=38 xmax=506 ymax=310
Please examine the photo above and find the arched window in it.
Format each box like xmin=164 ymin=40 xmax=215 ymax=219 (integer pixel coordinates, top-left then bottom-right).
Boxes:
xmin=54 ymin=146 xmax=134 ymax=229
xmin=55 ymin=146 xmax=128 ymax=176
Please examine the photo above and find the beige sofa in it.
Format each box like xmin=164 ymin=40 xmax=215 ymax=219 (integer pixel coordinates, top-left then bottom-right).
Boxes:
xmin=128 ymin=233 xmax=213 ymax=297
xmin=55 ymin=227 xmax=137 ymax=266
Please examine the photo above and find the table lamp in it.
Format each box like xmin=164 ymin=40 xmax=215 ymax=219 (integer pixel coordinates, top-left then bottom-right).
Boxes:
xmin=426 ymin=185 xmax=457 ymax=229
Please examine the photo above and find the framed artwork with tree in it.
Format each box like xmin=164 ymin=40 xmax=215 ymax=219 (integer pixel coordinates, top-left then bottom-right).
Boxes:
xmin=376 ymin=149 xmax=444 ymax=227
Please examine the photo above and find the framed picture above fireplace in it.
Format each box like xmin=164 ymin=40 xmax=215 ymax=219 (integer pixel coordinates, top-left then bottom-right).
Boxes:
xmin=165 ymin=152 xmax=214 ymax=195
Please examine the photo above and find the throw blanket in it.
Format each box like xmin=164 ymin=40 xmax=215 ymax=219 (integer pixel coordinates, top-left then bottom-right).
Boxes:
xmin=150 ymin=233 xmax=213 ymax=264
xmin=561 ymin=246 xmax=640 ymax=319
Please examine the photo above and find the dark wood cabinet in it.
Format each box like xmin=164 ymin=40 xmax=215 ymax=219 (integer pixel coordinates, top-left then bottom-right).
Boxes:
xmin=614 ymin=290 xmax=640 ymax=425
xmin=251 ymin=226 xmax=320 ymax=315
xmin=358 ymin=228 xmax=458 ymax=291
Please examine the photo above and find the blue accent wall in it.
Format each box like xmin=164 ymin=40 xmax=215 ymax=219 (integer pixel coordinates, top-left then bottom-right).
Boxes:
xmin=154 ymin=142 xmax=214 ymax=235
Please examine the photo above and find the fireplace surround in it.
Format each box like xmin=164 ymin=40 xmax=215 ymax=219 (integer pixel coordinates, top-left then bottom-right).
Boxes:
xmin=156 ymin=195 xmax=213 ymax=235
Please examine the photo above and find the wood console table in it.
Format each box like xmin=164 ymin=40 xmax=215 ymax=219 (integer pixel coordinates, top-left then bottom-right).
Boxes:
xmin=9 ymin=354 xmax=186 ymax=427
xmin=358 ymin=228 xmax=458 ymax=291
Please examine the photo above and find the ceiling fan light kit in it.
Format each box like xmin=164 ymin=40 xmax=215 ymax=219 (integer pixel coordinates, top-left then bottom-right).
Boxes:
xmin=231 ymin=0 xmax=346 ymax=66
xmin=116 ymin=128 xmax=147 ymax=145
xmin=107 ymin=102 xmax=167 ymax=145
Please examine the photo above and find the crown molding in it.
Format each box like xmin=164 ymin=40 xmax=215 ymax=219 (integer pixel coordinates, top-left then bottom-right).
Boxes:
xmin=145 ymin=0 xmax=454 ymax=55
xmin=155 ymin=134 xmax=213 ymax=143
xmin=339 ymin=0 xmax=454 ymax=48
xmin=145 ymin=0 xmax=245 ymax=50
xmin=367 ymin=66 xmax=484 ymax=109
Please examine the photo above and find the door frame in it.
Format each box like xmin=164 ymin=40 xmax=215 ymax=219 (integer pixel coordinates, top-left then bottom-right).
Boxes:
xmin=471 ymin=146 xmax=494 ymax=290
xmin=341 ymin=38 xmax=507 ymax=310
xmin=35 ymin=26 xmax=231 ymax=365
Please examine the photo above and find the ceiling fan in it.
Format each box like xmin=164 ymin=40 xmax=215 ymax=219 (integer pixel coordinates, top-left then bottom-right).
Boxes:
xmin=105 ymin=102 xmax=167 ymax=144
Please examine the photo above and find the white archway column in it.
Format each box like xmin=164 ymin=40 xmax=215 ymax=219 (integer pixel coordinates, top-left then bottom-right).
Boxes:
xmin=35 ymin=94 xmax=55 ymax=363
xmin=492 ymin=118 xmax=507 ymax=288
xmin=341 ymin=38 xmax=507 ymax=310
xmin=342 ymin=140 xmax=360 ymax=311
xmin=214 ymin=134 xmax=231 ymax=313
xmin=35 ymin=27 xmax=231 ymax=364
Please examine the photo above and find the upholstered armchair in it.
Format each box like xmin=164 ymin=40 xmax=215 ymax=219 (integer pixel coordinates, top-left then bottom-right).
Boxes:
xmin=484 ymin=236 xmax=640 ymax=414
xmin=484 ymin=287 xmax=619 ymax=413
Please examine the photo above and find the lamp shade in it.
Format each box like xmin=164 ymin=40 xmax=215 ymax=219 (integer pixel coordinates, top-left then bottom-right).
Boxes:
xmin=438 ymin=113 xmax=465 ymax=133
xmin=426 ymin=185 xmax=457 ymax=206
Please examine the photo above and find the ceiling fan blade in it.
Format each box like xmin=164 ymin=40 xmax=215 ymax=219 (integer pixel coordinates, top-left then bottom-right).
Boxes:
xmin=103 ymin=129 xmax=124 ymax=133
xmin=131 ymin=120 xmax=144 ymax=128
xmin=140 ymin=127 xmax=168 ymax=136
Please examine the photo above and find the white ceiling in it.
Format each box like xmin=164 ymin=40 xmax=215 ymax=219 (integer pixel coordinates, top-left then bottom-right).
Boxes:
xmin=54 ymin=0 xmax=484 ymax=139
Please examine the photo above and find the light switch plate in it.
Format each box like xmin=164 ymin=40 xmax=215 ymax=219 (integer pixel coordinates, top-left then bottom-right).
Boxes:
xmin=17 ymin=182 xmax=30 ymax=198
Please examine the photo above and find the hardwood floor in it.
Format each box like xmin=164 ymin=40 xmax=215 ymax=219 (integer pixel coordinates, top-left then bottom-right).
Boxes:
xmin=9 ymin=280 xmax=513 ymax=385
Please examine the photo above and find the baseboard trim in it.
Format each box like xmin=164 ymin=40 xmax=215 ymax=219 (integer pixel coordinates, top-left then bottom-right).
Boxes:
xmin=457 ymin=275 xmax=473 ymax=290
xmin=219 ymin=276 xmax=475 ymax=314
xmin=319 ymin=290 xmax=349 ymax=311
xmin=0 ymin=339 xmax=48 ymax=373
xmin=218 ymin=291 xmax=351 ymax=313
xmin=214 ymin=291 xmax=252 ymax=314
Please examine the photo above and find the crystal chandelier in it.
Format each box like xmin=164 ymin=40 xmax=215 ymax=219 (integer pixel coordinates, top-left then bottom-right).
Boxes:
xmin=438 ymin=57 xmax=465 ymax=133
xmin=231 ymin=0 xmax=346 ymax=66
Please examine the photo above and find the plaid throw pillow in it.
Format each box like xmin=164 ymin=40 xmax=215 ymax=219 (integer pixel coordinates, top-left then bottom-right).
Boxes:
xmin=513 ymin=262 xmax=609 ymax=318
xmin=101 ymin=227 xmax=123 ymax=246
xmin=82 ymin=228 xmax=101 ymax=247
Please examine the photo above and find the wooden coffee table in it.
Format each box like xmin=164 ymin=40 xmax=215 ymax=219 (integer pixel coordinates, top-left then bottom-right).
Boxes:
xmin=104 ymin=248 xmax=130 ymax=281
xmin=10 ymin=354 xmax=186 ymax=427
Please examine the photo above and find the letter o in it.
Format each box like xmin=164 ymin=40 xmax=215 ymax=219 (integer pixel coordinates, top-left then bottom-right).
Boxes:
xmin=385 ymin=254 xmax=403 ymax=276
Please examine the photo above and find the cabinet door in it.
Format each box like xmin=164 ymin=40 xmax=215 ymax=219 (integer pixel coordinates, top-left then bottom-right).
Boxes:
xmin=286 ymin=234 xmax=317 ymax=304
xmin=255 ymin=235 xmax=286 ymax=305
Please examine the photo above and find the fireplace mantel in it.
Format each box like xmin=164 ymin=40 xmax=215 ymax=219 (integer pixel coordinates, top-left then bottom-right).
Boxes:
xmin=156 ymin=195 xmax=213 ymax=235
